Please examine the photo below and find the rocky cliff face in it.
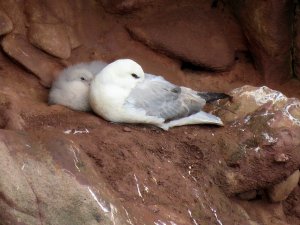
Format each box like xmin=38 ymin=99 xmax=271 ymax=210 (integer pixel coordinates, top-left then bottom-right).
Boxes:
xmin=0 ymin=0 xmax=300 ymax=224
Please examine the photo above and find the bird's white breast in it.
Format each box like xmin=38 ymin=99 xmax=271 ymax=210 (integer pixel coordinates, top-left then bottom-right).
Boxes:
xmin=90 ymin=80 xmax=133 ymax=122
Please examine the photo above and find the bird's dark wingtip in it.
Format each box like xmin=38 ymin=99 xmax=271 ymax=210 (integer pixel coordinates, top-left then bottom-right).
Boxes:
xmin=197 ymin=92 xmax=232 ymax=103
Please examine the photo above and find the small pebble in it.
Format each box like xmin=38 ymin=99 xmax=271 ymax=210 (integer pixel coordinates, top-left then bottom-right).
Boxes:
xmin=274 ymin=153 xmax=289 ymax=163
xmin=148 ymin=205 xmax=160 ymax=213
xmin=123 ymin=127 xmax=132 ymax=132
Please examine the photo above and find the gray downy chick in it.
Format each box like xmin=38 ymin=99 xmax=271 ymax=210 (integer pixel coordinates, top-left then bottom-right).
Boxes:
xmin=48 ymin=61 xmax=107 ymax=111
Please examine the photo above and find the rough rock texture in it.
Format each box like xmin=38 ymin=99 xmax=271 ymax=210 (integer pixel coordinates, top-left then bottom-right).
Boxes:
xmin=0 ymin=131 xmax=128 ymax=225
xmin=25 ymin=0 xmax=76 ymax=25
xmin=0 ymin=10 xmax=13 ymax=35
xmin=294 ymin=3 xmax=300 ymax=80
xmin=0 ymin=0 xmax=300 ymax=224
xmin=213 ymin=86 xmax=300 ymax=195
xmin=284 ymin=185 xmax=300 ymax=224
xmin=228 ymin=0 xmax=294 ymax=84
xmin=25 ymin=0 xmax=81 ymax=50
xmin=268 ymin=170 xmax=300 ymax=202
xmin=0 ymin=0 xmax=27 ymax=34
xmin=237 ymin=200 xmax=288 ymax=225
xmin=127 ymin=2 xmax=246 ymax=71
xmin=66 ymin=25 xmax=81 ymax=49
xmin=28 ymin=22 xmax=71 ymax=59
xmin=1 ymin=34 xmax=62 ymax=87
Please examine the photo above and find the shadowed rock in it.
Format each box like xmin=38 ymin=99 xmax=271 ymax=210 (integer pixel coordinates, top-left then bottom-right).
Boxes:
xmin=228 ymin=0 xmax=294 ymax=84
xmin=0 ymin=10 xmax=13 ymax=35
xmin=127 ymin=5 xmax=246 ymax=71
xmin=1 ymin=34 xmax=62 ymax=87
xmin=268 ymin=170 xmax=300 ymax=202
xmin=294 ymin=4 xmax=300 ymax=80
xmin=28 ymin=23 xmax=71 ymax=59
xmin=127 ymin=3 xmax=246 ymax=70
xmin=0 ymin=0 xmax=27 ymax=34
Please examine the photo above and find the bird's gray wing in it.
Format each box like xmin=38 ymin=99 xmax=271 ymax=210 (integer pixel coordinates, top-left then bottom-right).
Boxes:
xmin=125 ymin=74 xmax=204 ymax=120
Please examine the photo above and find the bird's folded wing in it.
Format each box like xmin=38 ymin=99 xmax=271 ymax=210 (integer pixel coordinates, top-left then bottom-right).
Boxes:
xmin=124 ymin=74 xmax=202 ymax=120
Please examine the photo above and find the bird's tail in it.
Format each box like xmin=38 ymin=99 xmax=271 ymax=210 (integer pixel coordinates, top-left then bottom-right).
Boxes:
xmin=197 ymin=92 xmax=231 ymax=103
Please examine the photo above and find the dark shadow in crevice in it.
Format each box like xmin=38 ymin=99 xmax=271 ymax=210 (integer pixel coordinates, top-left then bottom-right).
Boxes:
xmin=180 ymin=60 xmax=216 ymax=73
xmin=234 ymin=50 xmax=255 ymax=64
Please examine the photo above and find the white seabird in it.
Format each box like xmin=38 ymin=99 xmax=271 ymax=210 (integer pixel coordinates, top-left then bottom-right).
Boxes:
xmin=49 ymin=61 xmax=107 ymax=111
xmin=89 ymin=59 xmax=229 ymax=130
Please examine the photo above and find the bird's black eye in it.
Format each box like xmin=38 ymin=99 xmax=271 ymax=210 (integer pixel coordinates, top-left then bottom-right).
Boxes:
xmin=131 ymin=73 xmax=139 ymax=79
xmin=80 ymin=77 xmax=85 ymax=81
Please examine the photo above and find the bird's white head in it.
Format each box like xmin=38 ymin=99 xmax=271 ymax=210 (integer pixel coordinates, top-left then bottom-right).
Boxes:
xmin=67 ymin=68 xmax=94 ymax=85
xmin=95 ymin=59 xmax=145 ymax=90
xmin=49 ymin=67 xmax=95 ymax=111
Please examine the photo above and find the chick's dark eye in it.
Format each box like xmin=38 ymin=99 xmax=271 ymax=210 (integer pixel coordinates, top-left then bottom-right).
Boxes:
xmin=80 ymin=77 xmax=85 ymax=81
xmin=131 ymin=73 xmax=139 ymax=79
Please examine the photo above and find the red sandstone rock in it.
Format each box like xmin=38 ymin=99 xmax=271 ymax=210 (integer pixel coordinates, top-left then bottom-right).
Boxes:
xmin=25 ymin=0 xmax=60 ymax=23
xmin=25 ymin=0 xmax=80 ymax=50
xmin=228 ymin=0 xmax=294 ymax=84
xmin=66 ymin=25 xmax=81 ymax=49
xmin=0 ymin=10 xmax=13 ymax=35
xmin=268 ymin=170 xmax=300 ymax=202
xmin=0 ymin=130 xmax=129 ymax=225
xmin=127 ymin=6 xmax=238 ymax=71
xmin=0 ymin=0 xmax=26 ymax=34
xmin=1 ymin=34 xmax=62 ymax=87
xmin=294 ymin=5 xmax=300 ymax=80
xmin=238 ymin=200 xmax=287 ymax=225
xmin=213 ymin=86 xmax=300 ymax=195
xmin=28 ymin=22 xmax=71 ymax=59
